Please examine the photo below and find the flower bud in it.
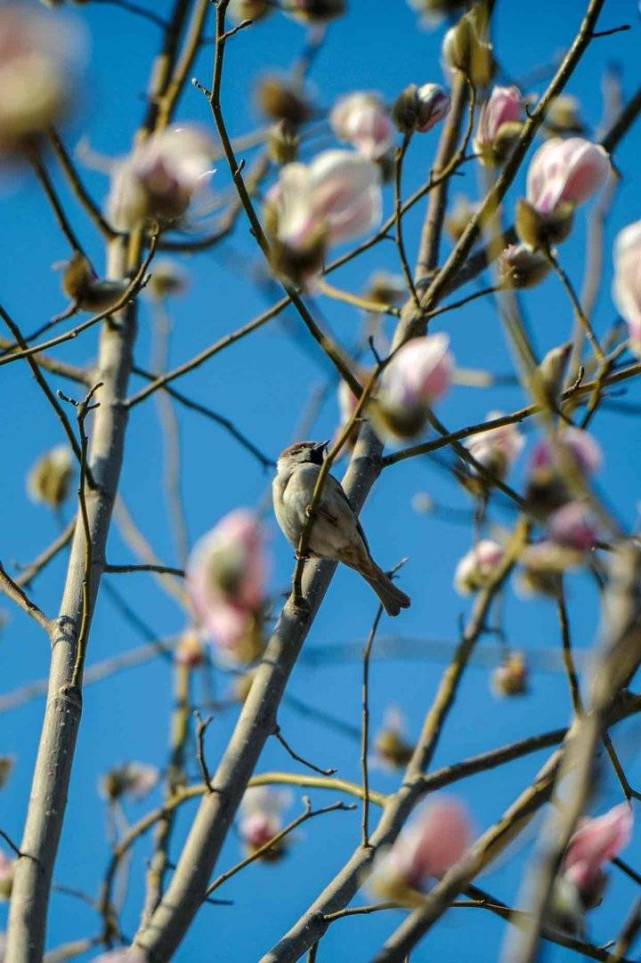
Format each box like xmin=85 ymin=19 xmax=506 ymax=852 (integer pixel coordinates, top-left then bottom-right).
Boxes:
xmin=27 ymin=445 xmax=74 ymax=510
xmin=0 ymin=756 xmax=14 ymax=790
xmin=392 ymin=83 xmax=450 ymax=135
xmin=366 ymin=272 xmax=406 ymax=307
xmin=454 ymin=539 xmax=504 ymax=595
xmin=547 ymin=501 xmax=598 ymax=552
xmin=61 ymin=253 xmax=129 ymax=313
xmin=100 ymin=762 xmax=159 ymax=802
xmin=562 ymin=804 xmax=632 ymax=910
xmin=474 ymin=86 xmax=523 ymax=167
xmin=526 ymin=137 xmax=610 ymax=217
xmin=492 ymin=651 xmax=528 ymax=697
xmin=544 ymin=95 xmax=585 ymax=138
xmin=538 ymin=342 xmax=571 ymax=407
xmin=330 ymin=92 xmax=394 ymax=159
xmin=442 ymin=4 xmax=494 ymax=87
xmin=526 ymin=427 xmax=602 ymax=516
xmin=517 ymin=541 xmax=585 ymax=597
xmin=256 ymin=76 xmax=312 ymax=126
xmin=445 ymin=194 xmax=480 ymax=242
xmin=267 ymin=120 xmax=300 ymax=166
xmin=374 ymin=707 xmax=414 ymax=770
xmin=239 ymin=787 xmax=292 ymax=860
xmin=229 ymin=0 xmax=272 ymax=22
xmin=465 ymin=411 xmax=525 ymax=485
xmin=516 ymin=198 xmax=574 ymax=250
xmin=146 ymin=258 xmax=189 ymax=301
xmin=498 ymin=243 xmax=551 ymax=289
xmin=283 ymin=0 xmax=346 ymax=24
xmin=0 ymin=851 xmax=15 ymax=901
xmin=612 ymin=219 xmax=641 ymax=358
xmin=371 ymin=334 xmax=453 ymax=443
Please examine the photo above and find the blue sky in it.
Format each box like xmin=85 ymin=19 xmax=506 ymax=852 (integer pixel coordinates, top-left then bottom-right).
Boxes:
xmin=1 ymin=0 xmax=641 ymax=960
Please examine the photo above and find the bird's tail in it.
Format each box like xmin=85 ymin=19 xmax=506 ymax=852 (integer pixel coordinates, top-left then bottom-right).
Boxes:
xmin=362 ymin=562 xmax=411 ymax=617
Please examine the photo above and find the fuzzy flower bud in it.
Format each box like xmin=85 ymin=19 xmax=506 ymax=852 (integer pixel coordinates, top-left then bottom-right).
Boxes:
xmin=374 ymin=707 xmax=414 ymax=770
xmin=466 ymin=411 xmax=525 ymax=482
xmin=107 ymin=126 xmax=215 ymax=232
xmin=498 ymin=243 xmax=551 ymax=289
xmin=454 ymin=539 xmax=504 ymax=595
xmin=146 ymin=258 xmax=189 ymax=301
xmin=544 ymin=95 xmax=585 ymax=138
xmin=538 ymin=343 xmax=571 ymax=407
xmin=175 ymin=630 xmax=205 ymax=669
xmin=100 ymin=762 xmax=159 ymax=802
xmin=562 ymin=804 xmax=633 ymax=909
xmin=612 ymin=219 xmax=641 ymax=357
xmin=442 ymin=5 xmax=493 ymax=87
xmin=238 ymin=787 xmax=292 ymax=859
xmin=267 ymin=120 xmax=300 ymax=166
xmin=0 ymin=6 xmax=83 ymax=157
xmin=474 ymin=86 xmax=523 ymax=167
xmin=445 ymin=194 xmax=480 ymax=242
xmin=492 ymin=651 xmax=528 ymax=697
xmin=392 ymin=83 xmax=450 ymax=135
xmin=27 ymin=445 xmax=74 ymax=510
xmin=330 ymin=92 xmax=394 ymax=159
xmin=229 ymin=0 xmax=272 ymax=22
xmin=526 ymin=427 xmax=602 ymax=517
xmin=186 ymin=510 xmax=267 ymax=663
xmin=0 ymin=852 xmax=15 ymax=902
xmin=371 ymin=334 xmax=453 ymax=443
xmin=60 ymin=253 xmax=129 ymax=313
xmin=369 ymin=798 xmax=473 ymax=901
xmin=283 ymin=0 xmax=346 ymax=24
xmin=256 ymin=76 xmax=312 ymax=126
xmin=265 ymin=150 xmax=382 ymax=286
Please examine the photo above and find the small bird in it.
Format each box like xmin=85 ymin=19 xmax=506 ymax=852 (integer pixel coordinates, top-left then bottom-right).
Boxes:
xmin=272 ymin=441 xmax=411 ymax=616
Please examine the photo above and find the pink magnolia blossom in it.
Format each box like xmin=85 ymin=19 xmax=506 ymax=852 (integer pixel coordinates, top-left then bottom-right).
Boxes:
xmin=473 ymin=85 xmax=522 ymax=159
xmin=269 ymin=149 xmax=382 ymax=251
xmin=563 ymin=803 xmax=633 ymax=894
xmin=454 ymin=539 xmax=504 ymax=595
xmin=466 ymin=411 xmax=525 ymax=478
xmin=530 ymin=427 xmax=602 ymax=478
xmin=107 ymin=126 xmax=215 ymax=231
xmin=548 ymin=501 xmax=598 ymax=552
xmin=0 ymin=6 xmax=82 ymax=156
xmin=0 ymin=851 xmax=15 ymax=902
xmin=239 ymin=787 xmax=292 ymax=854
xmin=414 ymin=84 xmax=451 ymax=132
xmin=612 ymin=219 xmax=641 ymax=357
xmin=526 ymin=137 xmax=610 ymax=216
xmin=370 ymin=797 xmax=473 ymax=896
xmin=187 ymin=510 xmax=267 ymax=657
xmin=330 ymin=92 xmax=394 ymax=159
xmin=373 ymin=334 xmax=453 ymax=442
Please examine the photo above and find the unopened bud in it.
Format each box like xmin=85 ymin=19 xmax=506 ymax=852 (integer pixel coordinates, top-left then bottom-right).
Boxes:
xmin=445 ymin=195 xmax=479 ymax=242
xmin=175 ymin=631 xmax=205 ymax=669
xmin=27 ymin=445 xmax=74 ymax=510
xmin=498 ymin=243 xmax=551 ymax=289
xmin=544 ymin=95 xmax=585 ymax=138
xmin=147 ymin=259 xmax=189 ymax=300
xmin=492 ymin=651 xmax=528 ymax=697
xmin=538 ymin=343 xmax=571 ymax=406
xmin=442 ymin=4 xmax=494 ymax=87
xmin=392 ymin=83 xmax=450 ymax=135
xmin=516 ymin=198 xmax=574 ymax=250
xmin=229 ymin=0 xmax=272 ymax=22
xmin=284 ymin=0 xmax=346 ymax=24
xmin=374 ymin=727 xmax=414 ymax=769
xmin=256 ymin=76 xmax=311 ymax=126
xmin=267 ymin=120 xmax=299 ymax=165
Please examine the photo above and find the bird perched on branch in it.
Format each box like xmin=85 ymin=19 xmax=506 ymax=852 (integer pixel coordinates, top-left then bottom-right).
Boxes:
xmin=272 ymin=441 xmax=410 ymax=616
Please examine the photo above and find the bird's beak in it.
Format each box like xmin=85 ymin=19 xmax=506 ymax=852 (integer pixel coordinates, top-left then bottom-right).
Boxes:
xmin=314 ymin=440 xmax=330 ymax=456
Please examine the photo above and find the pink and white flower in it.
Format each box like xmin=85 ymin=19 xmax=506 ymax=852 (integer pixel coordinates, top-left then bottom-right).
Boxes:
xmin=330 ymin=93 xmax=394 ymax=159
xmin=563 ymin=803 xmax=632 ymax=903
xmin=414 ymin=84 xmax=451 ymax=133
xmin=526 ymin=137 xmax=610 ymax=216
xmin=530 ymin=427 xmax=602 ymax=479
xmin=473 ymin=86 xmax=523 ymax=164
xmin=187 ymin=510 xmax=267 ymax=659
xmin=369 ymin=797 xmax=473 ymax=898
xmin=466 ymin=411 xmax=525 ymax=480
xmin=612 ymin=219 xmax=641 ymax=357
xmin=268 ymin=149 xmax=382 ymax=251
xmin=454 ymin=539 xmax=504 ymax=595
xmin=373 ymin=334 xmax=453 ymax=442
xmin=547 ymin=501 xmax=598 ymax=552
xmin=107 ymin=126 xmax=215 ymax=231
xmin=239 ymin=787 xmax=292 ymax=857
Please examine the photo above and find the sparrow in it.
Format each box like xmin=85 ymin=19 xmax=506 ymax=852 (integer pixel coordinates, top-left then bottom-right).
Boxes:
xmin=272 ymin=441 xmax=410 ymax=616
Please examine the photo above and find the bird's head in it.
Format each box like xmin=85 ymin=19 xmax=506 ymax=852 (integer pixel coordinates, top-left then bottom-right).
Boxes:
xmin=277 ymin=440 xmax=329 ymax=471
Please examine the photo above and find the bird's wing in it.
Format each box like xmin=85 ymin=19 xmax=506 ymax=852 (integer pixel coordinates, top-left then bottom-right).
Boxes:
xmin=324 ymin=472 xmax=371 ymax=554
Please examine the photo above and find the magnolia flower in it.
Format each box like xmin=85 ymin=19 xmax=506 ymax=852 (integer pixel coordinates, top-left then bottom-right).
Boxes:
xmin=612 ymin=219 xmax=641 ymax=357
xmin=27 ymin=445 xmax=74 ymax=509
xmin=0 ymin=6 xmax=82 ymax=156
xmin=371 ymin=334 xmax=453 ymax=442
xmin=0 ymin=851 xmax=15 ymax=902
xmin=330 ymin=93 xmax=394 ymax=159
xmin=186 ymin=510 xmax=267 ymax=661
xmin=527 ymin=428 xmax=602 ymax=516
xmin=562 ymin=804 xmax=632 ymax=907
xmin=369 ymin=798 xmax=472 ymax=900
xmin=548 ymin=501 xmax=598 ymax=552
xmin=107 ymin=126 xmax=215 ymax=231
xmin=454 ymin=539 xmax=504 ymax=595
xmin=100 ymin=762 xmax=159 ymax=802
xmin=265 ymin=150 xmax=381 ymax=284
xmin=466 ymin=412 xmax=525 ymax=481
xmin=474 ymin=86 xmax=523 ymax=165
xmin=238 ymin=787 xmax=292 ymax=859
xmin=530 ymin=427 xmax=602 ymax=479
xmin=526 ymin=137 xmax=610 ymax=216
xmin=393 ymin=83 xmax=451 ymax=135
